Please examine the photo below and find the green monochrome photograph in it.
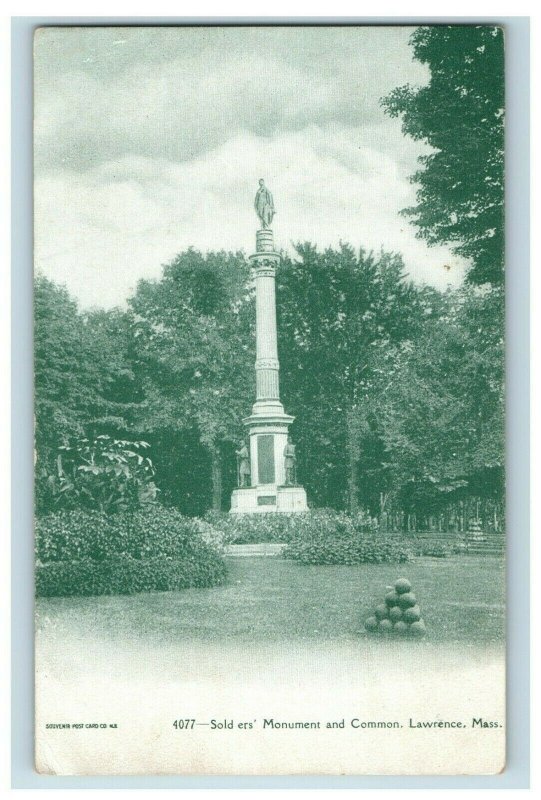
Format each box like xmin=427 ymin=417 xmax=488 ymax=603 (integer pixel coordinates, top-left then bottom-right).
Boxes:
xmin=33 ymin=24 xmax=507 ymax=775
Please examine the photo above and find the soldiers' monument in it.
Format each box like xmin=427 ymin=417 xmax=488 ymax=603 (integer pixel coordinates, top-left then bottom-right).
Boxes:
xmin=230 ymin=181 xmax=308 ymax=513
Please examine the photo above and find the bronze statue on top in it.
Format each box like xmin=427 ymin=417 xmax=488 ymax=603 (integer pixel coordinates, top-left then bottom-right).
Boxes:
xmin=254 ymin=179 xmax=276 ymax=229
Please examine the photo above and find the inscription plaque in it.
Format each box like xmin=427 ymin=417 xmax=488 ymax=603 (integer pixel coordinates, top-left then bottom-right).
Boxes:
xmin=257 ymin=434 xmax=275 ymax=484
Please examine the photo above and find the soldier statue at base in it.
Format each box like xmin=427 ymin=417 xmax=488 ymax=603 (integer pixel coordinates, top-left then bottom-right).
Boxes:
xmin=236 ymin=443 xmax=251 ymax=488
xmin=284 ymin=437 xmax=297 ymax=486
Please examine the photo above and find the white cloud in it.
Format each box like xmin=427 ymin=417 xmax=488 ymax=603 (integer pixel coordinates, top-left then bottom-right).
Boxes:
xmin=34 ymin=26 xmax=429 ymax=171
xmin=35 ymin=125 xmax=466 ymax=309
xmin=34 ymin=27 xmax=467 ymax=309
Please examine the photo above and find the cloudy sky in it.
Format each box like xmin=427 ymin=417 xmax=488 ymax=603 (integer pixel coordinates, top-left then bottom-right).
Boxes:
xmin=34 ymin=26 xmax=466 ymax=309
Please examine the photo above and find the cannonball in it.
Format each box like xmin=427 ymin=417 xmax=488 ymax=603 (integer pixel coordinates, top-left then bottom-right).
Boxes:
xmin=379 ymin=619 xmax=393 ymax=634
xmin=409 ymin=619 xmax=427 ymax=637
xmin=403 ymin=604 xmax=422 ymax=623
xmin=393 ymin=620 xmax=408 ymax=635
xmin=398 ymin=592 xmax=417 ymax=608
xmin=394 ymin=578 xmax=412 ymax=594
xmin=375 ymin=603 xmax=389 ymax=621
xmin=385 ymin=590 xmax=401 ymax=607
xmin=364 ymin=616 xmax=378 ymax=632
xmin=389 ymin=605 xmax=403 ymax=623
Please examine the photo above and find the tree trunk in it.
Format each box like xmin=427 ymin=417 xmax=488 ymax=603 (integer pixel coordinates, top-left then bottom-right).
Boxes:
xmin=346 ymin=410 xmax=360 ymax=514
xmin=209 ymin=443 xmax=222 ymax=511
xmin=347 ymin=441 xmax=359 ymax=514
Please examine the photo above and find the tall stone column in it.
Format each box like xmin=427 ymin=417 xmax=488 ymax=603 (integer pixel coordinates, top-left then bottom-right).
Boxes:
xmin=230 ymin=182 xmax=307 ymax=513
xmin=252 ymin=229 xmax=283 ymax=413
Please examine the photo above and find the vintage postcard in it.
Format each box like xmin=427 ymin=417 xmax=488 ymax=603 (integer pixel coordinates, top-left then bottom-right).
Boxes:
xmin=34 ymin=25 xmax=505 ymax=775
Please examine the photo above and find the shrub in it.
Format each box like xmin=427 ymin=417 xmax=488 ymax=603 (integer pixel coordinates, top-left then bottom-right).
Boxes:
xmin=40 ymin=435 xmax=159 ymax=514
xmin=283 ymin=533 xmax=413 ymax=565
xmin=204 ymin=508 xmax=376 ymax=545
xmin=191 ymin=517 xmax=228 ymax=552
xmin=203 ymin=510 xmax=297 ymax=544
xmin=35 ymin=507 xmax=227 ymax=597
xmin=414 ymin=540 xmax=453 ymax=558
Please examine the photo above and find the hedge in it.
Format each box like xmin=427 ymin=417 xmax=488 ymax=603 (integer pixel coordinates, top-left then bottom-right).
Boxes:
xmin=414 ymin=540 xmax=452 ymax=558
xmin=204 ymin=508 xmax=376 ymax=544
xmin=35 ymin=508 xmax=227 ymax=597
xmin=204 ymin=508 xmax=411 ymax=565
xmin=283 ymin=534 xmax=413 ymax=565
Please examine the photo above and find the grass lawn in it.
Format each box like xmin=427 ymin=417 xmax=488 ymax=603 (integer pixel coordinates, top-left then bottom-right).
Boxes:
xmin=36 ymin=554 xmax=504 ymax=645
xmin=35 ymin=553 xmax=505 ymax=777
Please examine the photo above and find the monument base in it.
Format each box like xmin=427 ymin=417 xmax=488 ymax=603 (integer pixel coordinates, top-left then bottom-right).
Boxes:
xmin=230 ymin=485 xmax=308 ymax=514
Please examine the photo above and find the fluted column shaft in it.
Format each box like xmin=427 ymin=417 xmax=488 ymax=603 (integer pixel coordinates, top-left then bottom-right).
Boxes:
xmin=250 ymin=230 xmax=281 ymax=402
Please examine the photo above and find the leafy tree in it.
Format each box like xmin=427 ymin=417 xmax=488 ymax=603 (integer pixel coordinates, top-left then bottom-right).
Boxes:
xmin=34 ymin=276 xmax=141 ymax=512
xmin=382 ymin=25 xmax=504 ymax=285
xmin=376 ymin=285 xmax=504 ymax=513
xmin=129 ymin=249 xmax=254 ymax=511
xmin=35 ymin=276 xmax=95 ymax=458
xmin=277 ymin=243 xmax=431 ymax=512
xmin=83 ymin=307 xmax=143 ymax=426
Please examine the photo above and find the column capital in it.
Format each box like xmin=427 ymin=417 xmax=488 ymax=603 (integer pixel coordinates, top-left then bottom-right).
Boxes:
xmin=250 ymin=252 xmax=280 ymax=269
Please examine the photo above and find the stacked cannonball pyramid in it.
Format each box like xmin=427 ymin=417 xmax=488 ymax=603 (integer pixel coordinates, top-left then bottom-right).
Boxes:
xmin=364 ymin=578 xmax=426 ymax=637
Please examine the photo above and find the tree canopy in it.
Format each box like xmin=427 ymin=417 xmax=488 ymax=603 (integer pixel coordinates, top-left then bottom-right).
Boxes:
xmin=128 ymin=248 xmax=254 ymax=512
xmin=382 ymin=25 xmax=504 ymax=286
xmin=376 ymin=285 xmax=504 ymax=512
xmin=35 ymin=277 xmax=137 ymax=454
xmin=36 ymin=244 xmax=504 ymax=522
xmin=277 ymin=242 xmax=434 ymax=511
xmin=34 ymin=276 xmax=139 ymax=512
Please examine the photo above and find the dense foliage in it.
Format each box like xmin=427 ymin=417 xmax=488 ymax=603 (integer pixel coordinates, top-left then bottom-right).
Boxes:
xmin=414 ymin=540 xmax=453 ymax=558
xmin=128 ymin=249 xmax=254 ymax=513
xmin=382 ymin=26 xmax=505 ymax=286
xmin=35 ymin=244 xmax=504 ymax=526
xmin=283 ymin=534 xmax=413 ymax=566
xmin=277 ymin=243 xmax=440 ymax=512
xmin=205 ymin=508 xmax=376 ymax=545
xmin=35 ymin=277 xmax=141 ymax=514
xmin=39 ymin=434 xmax=158 ymax=514
xmin=375 ymin=285 xmax=504 ymax=516
xmin=35 ymin=508 xmax=227 ymax=597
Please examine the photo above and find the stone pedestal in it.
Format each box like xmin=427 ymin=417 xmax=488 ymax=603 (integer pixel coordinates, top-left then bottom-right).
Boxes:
xmin=231 ymin=485 xmax=308 ymax=513
xmin=230 ymin=227 xmax=308 ymax=513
